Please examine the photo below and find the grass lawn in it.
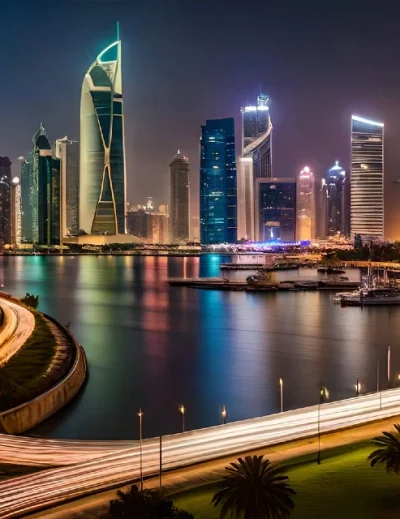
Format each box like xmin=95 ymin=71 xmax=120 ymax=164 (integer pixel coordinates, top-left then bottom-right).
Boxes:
xmin=0 ymin=312 xmax=60 ymax=411
xmin=173 ymin=443 xmax=400 ymax=519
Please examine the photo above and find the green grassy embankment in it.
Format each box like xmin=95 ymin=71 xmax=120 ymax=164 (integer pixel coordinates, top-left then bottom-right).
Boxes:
xmin=0 ymin=312 xmax=72 ymax=411
xmin=172 ymin=442 xmax=400 ymax=519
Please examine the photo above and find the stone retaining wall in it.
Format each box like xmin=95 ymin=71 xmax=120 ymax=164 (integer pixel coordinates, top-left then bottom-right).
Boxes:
xmin=0 ymin=314 xmax=87 ymax=434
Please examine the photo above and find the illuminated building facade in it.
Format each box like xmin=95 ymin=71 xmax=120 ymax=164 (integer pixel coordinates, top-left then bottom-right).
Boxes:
xmin=350 ymin=115 xmax=384 ymax=239
xmin=296 ymin=166 xmax=315 ymax=241
xmin=170 ymin=151 xmax=190 ymax=243
xmin=55 ymin=137 xmax=79 ymax=238
xmin=31 ymin=125 xmax=61 ymax=245
xmin=10 ymin=177 xmax=22 ymax=247
xmin=256 ymin=178 xmax=296 ymax=242
xmin=127 ymin=210 xmax=168 ymax=244
xmin=200 ymin=118 xmax=237 ymax=244
xmin=21 ymin=156 xmax=32 ymax=242
xmin=238 ymin=93 xmax=272 ymax=240
xmin=80 ymin=39 xmax=126 ymax=235
xmin=0 ymin=158 xmax=11 ymax=245
xmin=326 ymin=161 xmax=349 ymax=237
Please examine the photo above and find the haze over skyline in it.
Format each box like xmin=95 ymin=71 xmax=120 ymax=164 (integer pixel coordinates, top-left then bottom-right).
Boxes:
xmin=2 ymin=0 xmax=400 ymax=238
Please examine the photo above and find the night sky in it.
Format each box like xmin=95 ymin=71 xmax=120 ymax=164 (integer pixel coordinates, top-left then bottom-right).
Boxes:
xmin=1 ymin=0 xmax=400 ymax=238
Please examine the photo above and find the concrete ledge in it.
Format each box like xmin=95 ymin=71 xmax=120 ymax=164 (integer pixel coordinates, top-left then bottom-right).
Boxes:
xmin=0 ymin=314 xmax=87 ymax=435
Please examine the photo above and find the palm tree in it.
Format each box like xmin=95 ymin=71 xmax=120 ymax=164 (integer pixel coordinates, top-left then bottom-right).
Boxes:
xmin=369 ymin=423 xmax=400 ymax=473
xmin=211 ymin=455 xmax=295 ymax=519
xmin=103 ymin=485 xmax=193 ymax=518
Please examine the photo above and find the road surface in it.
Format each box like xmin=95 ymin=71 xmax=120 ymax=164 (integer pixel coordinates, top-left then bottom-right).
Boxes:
xmin=0 ymin=387 xmax=400 ymax=518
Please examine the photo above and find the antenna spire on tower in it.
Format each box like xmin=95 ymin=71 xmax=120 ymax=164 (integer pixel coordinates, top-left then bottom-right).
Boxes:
xmin=117 ymin=21 xmax=120 ymax=40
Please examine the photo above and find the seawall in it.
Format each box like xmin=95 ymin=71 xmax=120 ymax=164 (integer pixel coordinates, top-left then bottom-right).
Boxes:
xmin=0 ymin=312 xmax=87 ymax=435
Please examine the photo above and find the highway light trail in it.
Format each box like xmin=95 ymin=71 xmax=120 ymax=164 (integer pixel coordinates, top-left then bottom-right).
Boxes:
xmin=0 ymin=388 xmax=400 ymax=517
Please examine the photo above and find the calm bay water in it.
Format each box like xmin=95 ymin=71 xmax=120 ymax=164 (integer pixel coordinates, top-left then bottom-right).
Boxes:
xmin=1 ymin=254 xmax=398 ymax=440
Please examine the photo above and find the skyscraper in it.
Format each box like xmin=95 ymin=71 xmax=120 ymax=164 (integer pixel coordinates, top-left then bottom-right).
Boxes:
xmin=350 ymin=115 xmax=384 ymax=239
xmin=0 ymin=158 xmax=11 ymax=245
xmin=238 ymin=93 xmax=272 ymax=240
xmin=31 ymin=124 xmax=60 ymax=246
xmin=200 ymin=118 xmax=237 ymax=244
xmin=296 ymin=166 xmax=315 ymax=241
xmin=169 ymin=151 xmax=190 ymax=243
xmin=326 ymin=161 xmax=349 ymax=238
xmin=256 ymin=178 xmax=296 ymax=242
xmin=55 ymin=137 xmax=79 ymax=238
xmin=80 ymin=38 xmax=126 ymax=236
xmin=20 ymin=156 xmax=32 ymax=242
xmin=10 ymin=177 xmax=22 ymax=247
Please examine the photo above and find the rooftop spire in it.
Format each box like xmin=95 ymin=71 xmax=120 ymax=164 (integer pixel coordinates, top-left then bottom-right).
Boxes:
xmin=116 ymin=21 xmax=120 ymax=40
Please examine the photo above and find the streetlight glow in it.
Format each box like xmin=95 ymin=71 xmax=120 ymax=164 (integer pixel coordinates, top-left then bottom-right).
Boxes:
xmin=221 ymin=405 xmax=227 ymax=424
xmin=179 ymin=405 xmax=185 ymax=432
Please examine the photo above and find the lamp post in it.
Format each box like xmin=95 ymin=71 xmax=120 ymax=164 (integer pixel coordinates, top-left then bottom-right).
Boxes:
xmin=355 ymin=378 xmax=360 ymax=397
xmin=179 ymin=405 xmax=185 ymax=432
xmin=317 ymin=385 xmax=329 ymax=465
xmin=279 ymin=378 xmax=283 ymax=413
xmin=137 ymin=408 xmax=143 ymax=491
xmin=221 ymin=405 xmax=227 ymax=424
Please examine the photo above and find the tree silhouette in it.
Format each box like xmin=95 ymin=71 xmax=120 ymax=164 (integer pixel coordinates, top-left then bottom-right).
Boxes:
xmin=212 ymin=455 xmax=295 ymax=518
xmin=369 ymin=423 xmax=400 ymax=474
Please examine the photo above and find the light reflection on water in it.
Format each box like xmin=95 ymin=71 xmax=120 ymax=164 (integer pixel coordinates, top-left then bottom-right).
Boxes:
xmin=0 ymin=254 xmax=398 ymax=440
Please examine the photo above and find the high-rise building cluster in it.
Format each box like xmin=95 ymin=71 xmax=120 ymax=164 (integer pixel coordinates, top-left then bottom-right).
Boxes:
xmin=0 ymin=30 xmax=385 ymax=248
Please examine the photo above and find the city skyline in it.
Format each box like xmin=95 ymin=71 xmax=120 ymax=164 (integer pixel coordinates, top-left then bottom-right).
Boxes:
xmin=2 ymin=2 xmax=400 ymax=238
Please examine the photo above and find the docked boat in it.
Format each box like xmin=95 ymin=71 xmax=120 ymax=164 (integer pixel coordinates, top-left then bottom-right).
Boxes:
xmin=341 ymin=287 xmax=400 ymax=306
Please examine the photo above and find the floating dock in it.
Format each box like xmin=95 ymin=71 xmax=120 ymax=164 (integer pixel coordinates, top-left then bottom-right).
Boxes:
xmin=168 ymin=278 xmax=359 ymax=292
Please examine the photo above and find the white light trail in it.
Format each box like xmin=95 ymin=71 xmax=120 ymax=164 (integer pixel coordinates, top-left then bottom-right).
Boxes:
xmin=0 ymin=388 xmax=400 ymax=517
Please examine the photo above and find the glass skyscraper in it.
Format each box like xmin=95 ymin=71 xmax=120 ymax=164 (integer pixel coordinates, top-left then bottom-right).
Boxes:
xmin=21 ymin=155 xmax=32 ymax=242
xmin=326 ymin=160 xmax=349 ymax=238
xmin=0 ymin=158 xmax=11 ymax=245
xmin=350 ymin=115 xmax=384 ymax=239
xmin=238 ymin=93 xmax=272 ymax=240
xmin=31 ymin=125 xmax=61 ymax=246
xmin=256 ymin=178 xmax=296 ymax=242
xmin=80 ymin=39 xmax=126 ymax=235
xmin=200 ymin=118 xmax=237 ymax=244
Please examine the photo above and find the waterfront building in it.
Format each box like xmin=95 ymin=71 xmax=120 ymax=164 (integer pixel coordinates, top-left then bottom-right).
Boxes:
xmin=10 ymin=177 xmax=22 ymax=247
xmin=55 ymin=137 xmax=79 ymax=238
xmin=238 ymin=93 xmax=272 ymax=240
xmin=316 ymin=178 xmax=328 ymax=240
xmin=296 ymin=166 xmax=315 ymax=241
xmin=169 ymin=151 xmax=190 ymax=243
xmin=80 ymin=38 xmax=126 ymax=236
xmin=255 ymin=178 xmax=296 ymax=242
xmin=31 ymin=124 xmax=60 ymax=246
xmin=127 ymin=209 xmax=168 ymax=244
xmin=350 ymin=115 xmax=384 ymax=239
xmin=200 ymin=118 xmax=237 ymax=244
xmin=20 ymin=155 xmax=32 ymax=242
xmin=0 ymin=158 xmax=11 ymax=245
xmin=326 ymin=160 xmax=349 ymax=238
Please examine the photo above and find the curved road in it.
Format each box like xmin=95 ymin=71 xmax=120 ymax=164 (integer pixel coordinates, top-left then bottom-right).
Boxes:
xmin=0 ymin=388 xmax=400 ymax=518
xmin=0 ymin=299 xmax=35 ymax=366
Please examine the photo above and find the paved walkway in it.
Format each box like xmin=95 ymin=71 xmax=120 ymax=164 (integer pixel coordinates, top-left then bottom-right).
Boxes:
xmin=26 ymin=414 xmax=400 ymax=519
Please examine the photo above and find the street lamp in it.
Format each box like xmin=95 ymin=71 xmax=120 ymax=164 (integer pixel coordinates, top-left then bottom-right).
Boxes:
xmin=355 ymin=378 xmax=361 ymax=396
xmin=179 ymin=405 xmax=185 ymax=432
xmin=279 ymin=378 xmax=283 ymax=413
xmin=137 ymin=408 xmax=143 ymax=491
xmin=221 ymin=405 xmax=227 ymax=424
xmin=317 ymin=385 xmax=329 ymax=465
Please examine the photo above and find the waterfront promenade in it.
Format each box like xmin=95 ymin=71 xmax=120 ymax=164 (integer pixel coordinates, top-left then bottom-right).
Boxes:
xmin=1 ymin=387 xmax=400 ymax=517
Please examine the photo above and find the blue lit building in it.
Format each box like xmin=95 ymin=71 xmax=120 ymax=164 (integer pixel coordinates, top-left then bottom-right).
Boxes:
xmin=256 ymin=178 xmax=296 ymax=242
xmin=200 ymin=118 xmax=237 ymax=244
